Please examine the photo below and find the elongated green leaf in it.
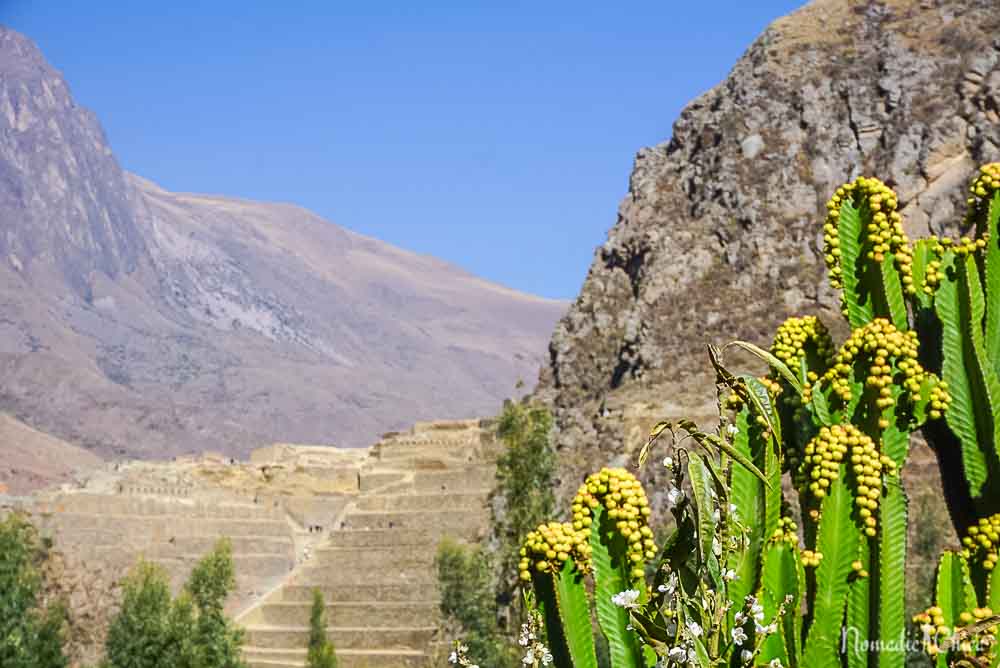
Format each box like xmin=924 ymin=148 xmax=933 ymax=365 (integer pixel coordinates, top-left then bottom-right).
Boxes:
xmin=727 ymin=340 xmax=804 ymax=394
xmin=878 ymin=477 xmax=907 ymax=668
xmin=760 ymin=541 xmax=802 ymax=667
xmin=590 ymin=508 xmax=644 ymax=668
xmin=846 ymin=538 xmax=870 ymax=668
xmin=936 ymin=552 xmax=976 ymax=628
xmin=839 ymin=199 xmax=876 ymax=328
xmin=553 ymin=561 xmax=598 ymax=668
xmin=728 ymin=409 xmax=764 ymax=614
xmin=936 ymin=251 xmax=991 ymax=495
xmin=960 ymin=253 xmax=1000 ymax=476
xmin=533 ymin=572 xmax=573 ymax=668
xmin=881 ymin=252 xmax=909 ymax=331
xmin=985 ymin=192 xmax=1000 ymax=373
xmin=687 ymin=452 xmax=715 ymax=567
xmin=742 ymin=375 xmax=782 ymax=445
xmin=804 ymin=469 xmax=860 ymax=665
xmin=810 ymin=381 xmax=832 ymax=426
xmin=988 ymin=562 xmax=1000 ymax=614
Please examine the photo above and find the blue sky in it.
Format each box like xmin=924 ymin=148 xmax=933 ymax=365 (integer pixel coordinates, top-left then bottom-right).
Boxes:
xmin=3 ymin=1 xmax=803 ymax=300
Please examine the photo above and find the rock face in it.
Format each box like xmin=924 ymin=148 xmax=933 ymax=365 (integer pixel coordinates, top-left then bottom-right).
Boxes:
xmin=537 ymin=0 xmax=1000 ymax=494
xmin=0 ymin=25 xmax=565 ymax=482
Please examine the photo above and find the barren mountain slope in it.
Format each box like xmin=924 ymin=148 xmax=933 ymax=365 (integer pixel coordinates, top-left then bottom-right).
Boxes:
xmin=0 ymin=26 xmax=565 ymax=484
xmin=537 ymin=0 xmax=1000 ymax=496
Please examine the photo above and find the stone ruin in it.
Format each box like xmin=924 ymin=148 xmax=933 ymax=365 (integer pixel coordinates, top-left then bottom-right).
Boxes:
xmin=4 ymin=418 xmax=500 ymax=668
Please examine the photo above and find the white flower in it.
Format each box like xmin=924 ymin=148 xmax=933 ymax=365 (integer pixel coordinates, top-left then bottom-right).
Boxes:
xmin=541 ymin=650 xmax=553 ymax=666
xmin=732 ymin=627 xmax=747 ymax=646
xmin=663 ymin=456 xmax=674 ymax=468
xmin=668 ymin=646 xmax=687 ymax=662
xmin=756 ymin=622 xmax=778 ymax=635
xmin=667 ymin=486 xmax=684 ymax=507
xmin=657 ymin=584 xmax=669 ymax=593
xmin=712 ymin=508 xmax=721 ymax=522
xmin=727 ymin=423 xmax=739 ymax=436
xmin=750 ymin=600 xmax=765 ymax=622
xmin=723 ymin=569 xmax=738 ymax=582
xmin=686 ymin=620 xmax=703 ymax=638
xmin=734 ymin=611 xmax=747 ymax=624
xmin=523 ymin=650 xmax=534 ymax=664
xmin=611 ymin=589 xmax=641 ymax=609
xmin=769 ymin=660 xmax=783 ymax=668
xmin=741 ymin=649 xmax=753 ymax=663
xmin=449 ymin=651 xmax=458 ymax=664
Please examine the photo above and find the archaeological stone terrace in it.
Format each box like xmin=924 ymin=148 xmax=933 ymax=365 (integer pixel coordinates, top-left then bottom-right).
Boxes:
xmin=1 ymin=418 xmax=501 ymax=668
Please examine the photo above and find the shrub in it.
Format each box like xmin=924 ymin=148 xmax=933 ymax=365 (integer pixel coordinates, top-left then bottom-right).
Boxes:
xmin=0 ymin=513 xmax=68 ymax=668
xmin=307 ymin=589 xmax=337 ymax=668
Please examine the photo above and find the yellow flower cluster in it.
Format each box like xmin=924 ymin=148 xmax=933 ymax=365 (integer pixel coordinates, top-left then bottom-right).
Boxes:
xmin=913 ymin=605 xmax=998 ymax=657
xmin=518 ymin=521 xmax=590 ymax=581
xmin=770 ymin=517 xmax=799 ymax=548
xmin=965 ymin=162 xmax=1000 ymax=222
xmin=819 ymin=318 xmax=949 ymax=423
xmin=824 ymin=176 xmax=915 ymax=295
xmin=850 ymin=559 xmax=869 ymax=578
xmin=961 ymin=513 xmax=1000 ymax=571
xmin=771 ymin=316 xmax=835 ymax=381
xmin=799 ymin=424 xmax=896 ymax=537
xmin=919 ymin=235 xmax=989 ymax=296
xmin=573 ymin=468 xmax=655 ymax=581
xmin=801 ymin=549 xmax=823 ymax=568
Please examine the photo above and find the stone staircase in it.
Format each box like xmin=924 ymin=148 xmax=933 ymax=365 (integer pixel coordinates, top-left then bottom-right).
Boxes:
xmin=238 ymin=423 xmax=498 ymax=668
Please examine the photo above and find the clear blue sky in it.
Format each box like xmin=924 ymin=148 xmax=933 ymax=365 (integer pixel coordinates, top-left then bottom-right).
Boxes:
xmin=2 ymin=1 xmax=803 ymax=299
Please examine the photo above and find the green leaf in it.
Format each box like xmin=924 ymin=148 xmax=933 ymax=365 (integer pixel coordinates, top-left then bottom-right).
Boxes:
xmin=846 ymin=538 xmax=870 ymax=668
xmin=985 ymin=192 xmax=1000 ymax=373
xmin=989 ymin=562 xmax=1000 ymax=613
xmin=726 ymin=341 xmax=804 ymax=395
xmin=741 ymin=375 xmax=782 ymax=445
xmin=935 ymin=251 xmax=991 ymax=495
xmin=687 ymin=452 xmax=715 ymax=568
xmin=533 ymin=572 xmax=574 ymax=668
xmin=728 ymin=409 xmax=764 ymax=613
xmin=838 ymin=199 xmax=876 ymax=328
xmin=881 ymin=252 xmax=909 ymax=331
xmin=910 ymin=238 xmax=935 ymax=311
xmin=803 ymin=468 xmax=860 ymax=665
xmin=877 ymin=477 xmax=907 ymax=668
xmin=553 ymin=561 xmax=599 ymax=668
xmin=810 ymin=381 xmax=832 ymax=426
xmin=590 ymin=507 xmax=644 ymax=668
xmin=760 ymin=541 xmax=803 ymax=667
xmin=960 ymin=253 xmax=1000 ymax=477
xmin=935 ymin=552 xmax=975 ymax=628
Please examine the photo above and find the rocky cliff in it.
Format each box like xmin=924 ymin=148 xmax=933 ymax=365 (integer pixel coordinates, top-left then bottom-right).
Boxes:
xmin=537 ymin=0 xmax=1000 ymax=495
xmin=0 ymin=25 xmax=565 ymax=486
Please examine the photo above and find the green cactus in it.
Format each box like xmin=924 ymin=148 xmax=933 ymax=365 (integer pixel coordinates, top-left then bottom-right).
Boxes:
xmin=517 ymin=468 xmax=656 ymax=668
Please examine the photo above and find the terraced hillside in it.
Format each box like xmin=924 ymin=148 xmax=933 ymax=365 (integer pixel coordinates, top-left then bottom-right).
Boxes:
xmin=0 ymin=419 xmax=499 ymax=667
xmin=238 ymin=422 xmax=499 ymax=668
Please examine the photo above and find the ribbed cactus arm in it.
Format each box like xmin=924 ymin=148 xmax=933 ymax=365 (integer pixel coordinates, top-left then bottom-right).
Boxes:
xmin=823 ymin=177 xmax=914 ymax=329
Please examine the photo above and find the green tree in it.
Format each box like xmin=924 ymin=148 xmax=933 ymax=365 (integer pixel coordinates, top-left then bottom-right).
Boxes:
xmin=306 ymin=589 xmax=337 ymax=668
xmin=104 ymin=538 xmax=245 ymax=668
xmin=0 ymin=513 xmax=68 ymax=668
xmin=436 ymin=539 xmax=515 ymax=668
xmin=185 ymin=539 xmax=244 ymax=668
xmin=493 ymin=400 xmax=556 ymax=587
xmin=105 ymin=561 xmax=178 ymax=668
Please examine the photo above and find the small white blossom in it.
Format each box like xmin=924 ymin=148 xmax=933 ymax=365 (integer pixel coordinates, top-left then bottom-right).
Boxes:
xmin=668 ymin=646 xmax=687 ymax=662
xmin=657 ymin=583 xmax=669 ymax=593
xmin=449 ymin=652 xmax=458 ymax=664
xmin=523 ymin=650 xmax=535 ymax=665
xmin=667 ymin=486 xmax=684 ymax=507
xmin=541 ymin=651 xmax=553 ymax=666
xmin=751 ymin=601 xmax=765 ymax=623
xmin=712 ymin=508 xmax=721 ymax=522
xmin=686 ymin=620 xmax=703 ymax=638
xmin=723 ymin=569 xmax=738 ymax=582
xmin=741 ymin=649 xmax=753 ymax=663
xmin=611 ymin=589 xmax=641 ymax=609
xmin=734 ymin=611 xmax=747 ymax=624
xmin=769 ymin=660 xmax=783 ymax=668
xmin=732 ymin=627 xmax=747 ymax=646
xmin=727 ymin=423 xmax=739 ymax=436
xmin=663 ymin=456 xmax=673 ymax=468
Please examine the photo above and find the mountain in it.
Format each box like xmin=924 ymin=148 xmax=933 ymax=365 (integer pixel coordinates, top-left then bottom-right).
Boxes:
xmin=537 ymin=0 xmax=1000 ymax=494
xmin=0 ymin=25 xmax=565 ymax=485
